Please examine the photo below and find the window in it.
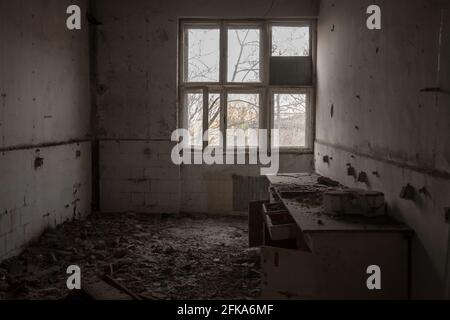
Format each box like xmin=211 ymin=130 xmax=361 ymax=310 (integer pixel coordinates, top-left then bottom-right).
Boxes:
xmin=271 ymin=26 xmax=310 ymax=57
xmin=179 ymin=20 xmax=314 ymax=151
xmin=272 ymin=92 xmax=308 ymax=147
xmin=184 ymin=27 xmax=220 ymax=82
xmin=208 ymin=93 xmax=221 ymax=146
xmin=227 ymin=28 xmax=261 ymax=82
xmin=184 ymin=91 xmax=204 ymax=147
xmin=227 ymin=93 xmax=261 ymax=147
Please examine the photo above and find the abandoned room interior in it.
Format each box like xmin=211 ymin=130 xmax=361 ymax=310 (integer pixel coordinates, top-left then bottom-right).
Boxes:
xmin=0 ymin=0 xmax=449 ymax=302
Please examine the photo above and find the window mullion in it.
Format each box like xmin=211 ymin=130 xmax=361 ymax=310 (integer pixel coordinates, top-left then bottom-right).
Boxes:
xmin=202 ymin=88 xmax=209 ymax=151
xmin=266 ymin=88 xmax=271 ymax=153
xmin=220 ymin=21 xmax=227 ymax=86
xmin=264 ymin=22 xmax=270 ymax=153
xmin=306 ymin=89 xmax=313 ymax=149
xmin=220 ymin=21 xmax=227 ymax=150
xmin=181 ymin=88 xmax=188 ymax=130
xmin=222 ymin=88 xmax=228 ymax=150
xmin=182 ymin=25 xmax=188 ymax=83
xmin=263 ymin=21 xmax=270 ymax=87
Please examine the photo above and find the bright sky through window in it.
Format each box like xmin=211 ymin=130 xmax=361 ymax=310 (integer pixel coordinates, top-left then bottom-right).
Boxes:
xmin=272 ymin=26 xmax=310 ymax=56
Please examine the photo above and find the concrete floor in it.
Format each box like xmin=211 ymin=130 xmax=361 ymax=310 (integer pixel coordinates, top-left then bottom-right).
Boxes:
xmin=0 ymin=213 xmax=260 ymax=300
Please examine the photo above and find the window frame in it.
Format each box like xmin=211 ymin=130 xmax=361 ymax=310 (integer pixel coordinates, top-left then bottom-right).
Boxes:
xmin=181 ymin=22 xmax=221 ymax=84
xmin=269 ymin=87 xmax=314 ymax=152
xmin=178 ymin=19 xmax=316 ymax=154
xmin=225 ymin=22 xmax=265 ymax=85
xmin=269 ymin=20 xmax=313 ymax=57
xmin=225 ymin=89 xmax=265 ymax=151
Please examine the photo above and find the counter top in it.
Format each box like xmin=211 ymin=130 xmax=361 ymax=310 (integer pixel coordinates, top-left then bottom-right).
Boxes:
xmin=266 ymin=173 xmax=412 ymax=233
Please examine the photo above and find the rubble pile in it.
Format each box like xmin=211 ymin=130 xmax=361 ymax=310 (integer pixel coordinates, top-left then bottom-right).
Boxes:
xmin=0 ymin=213 xmax=260 ymax=300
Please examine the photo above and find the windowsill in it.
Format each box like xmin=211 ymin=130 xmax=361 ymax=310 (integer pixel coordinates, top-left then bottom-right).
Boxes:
xmin=182 ymin=147 xmax=313 ymax=155
xmin=278 ymin=148 xmax=314 ymax=155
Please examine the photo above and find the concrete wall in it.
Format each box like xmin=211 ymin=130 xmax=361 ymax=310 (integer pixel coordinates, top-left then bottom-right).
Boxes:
xmin=95 ymin=0 xmax=318 ymax=214
xmin=315 ymin=0 xmax=450 ymax=298
xmin=0 ymin=0 xmax=92 ymax=261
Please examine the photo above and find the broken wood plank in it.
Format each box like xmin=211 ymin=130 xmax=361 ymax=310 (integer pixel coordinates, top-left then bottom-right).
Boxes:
xmin=82 ymin=280 xmax=134 ymax=300
xmin=103 ymin=275 xmax=142 ymax=300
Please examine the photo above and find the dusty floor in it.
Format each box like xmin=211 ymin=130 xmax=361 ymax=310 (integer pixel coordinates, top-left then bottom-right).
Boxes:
xmin=0 ymin=213 xmax=260 ymax=300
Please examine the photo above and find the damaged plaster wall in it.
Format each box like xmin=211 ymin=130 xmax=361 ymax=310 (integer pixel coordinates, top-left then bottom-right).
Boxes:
xmin=0 ymin=0 xmax=92 ymax=261
xmin=315 ymin=0 xmax=450 ymax=298
xmin=95 ymin=0 xmax=318 ymax=215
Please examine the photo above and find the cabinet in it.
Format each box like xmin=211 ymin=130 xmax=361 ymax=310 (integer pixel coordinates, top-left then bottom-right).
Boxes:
xmin=249 ymin=173 xmax=412 ymax=300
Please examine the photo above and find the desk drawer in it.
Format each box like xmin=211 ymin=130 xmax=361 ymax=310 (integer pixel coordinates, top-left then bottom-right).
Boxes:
xmin=269 ymin=187 xmax=281 ymax=203
xmin=265 ymin=212 xmax=297 ymax=241
xmin=263 ymin=203 xmax=297 ymax=241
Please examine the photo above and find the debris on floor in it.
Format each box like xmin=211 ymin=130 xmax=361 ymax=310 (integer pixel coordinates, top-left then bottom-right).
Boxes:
xmin=0 ymin=213 xmax=261 ymax=300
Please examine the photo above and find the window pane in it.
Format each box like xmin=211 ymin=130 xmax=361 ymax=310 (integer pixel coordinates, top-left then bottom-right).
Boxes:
xmin=272 ymin=26 xmax=310 ymax=56
xmin=273 ymin=93 xmax=307 ymax=147
xmin=185 ymin=28 xmax=220 ymax=82
xmin=186 ymin=92 xmax=203 ymax=146
xmin=227 ymin=93 xmax=260 ymax=147
xmin=227 ymin=28 xmax=261 ymax=82
xmin=208 ymin=94 xmax=221 ymax=146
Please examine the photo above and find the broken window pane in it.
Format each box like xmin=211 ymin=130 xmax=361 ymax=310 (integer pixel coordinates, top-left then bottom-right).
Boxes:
xmin=227 ymin=28 xmax=261 ymax=83
xmin=186 ymin=92 xmax=204 ymax=147
xmin=227 ymin=93 xmax=260 ymax=147
xmin=185 ymin=28 xmax=220 ymax=82
xmin=208 ymin=93 xmax=221 ymax=146
xmin=273 ymin=93 xmax=307 ymax=147
xmin=272 ymin=26 xmax=310 ymax=56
